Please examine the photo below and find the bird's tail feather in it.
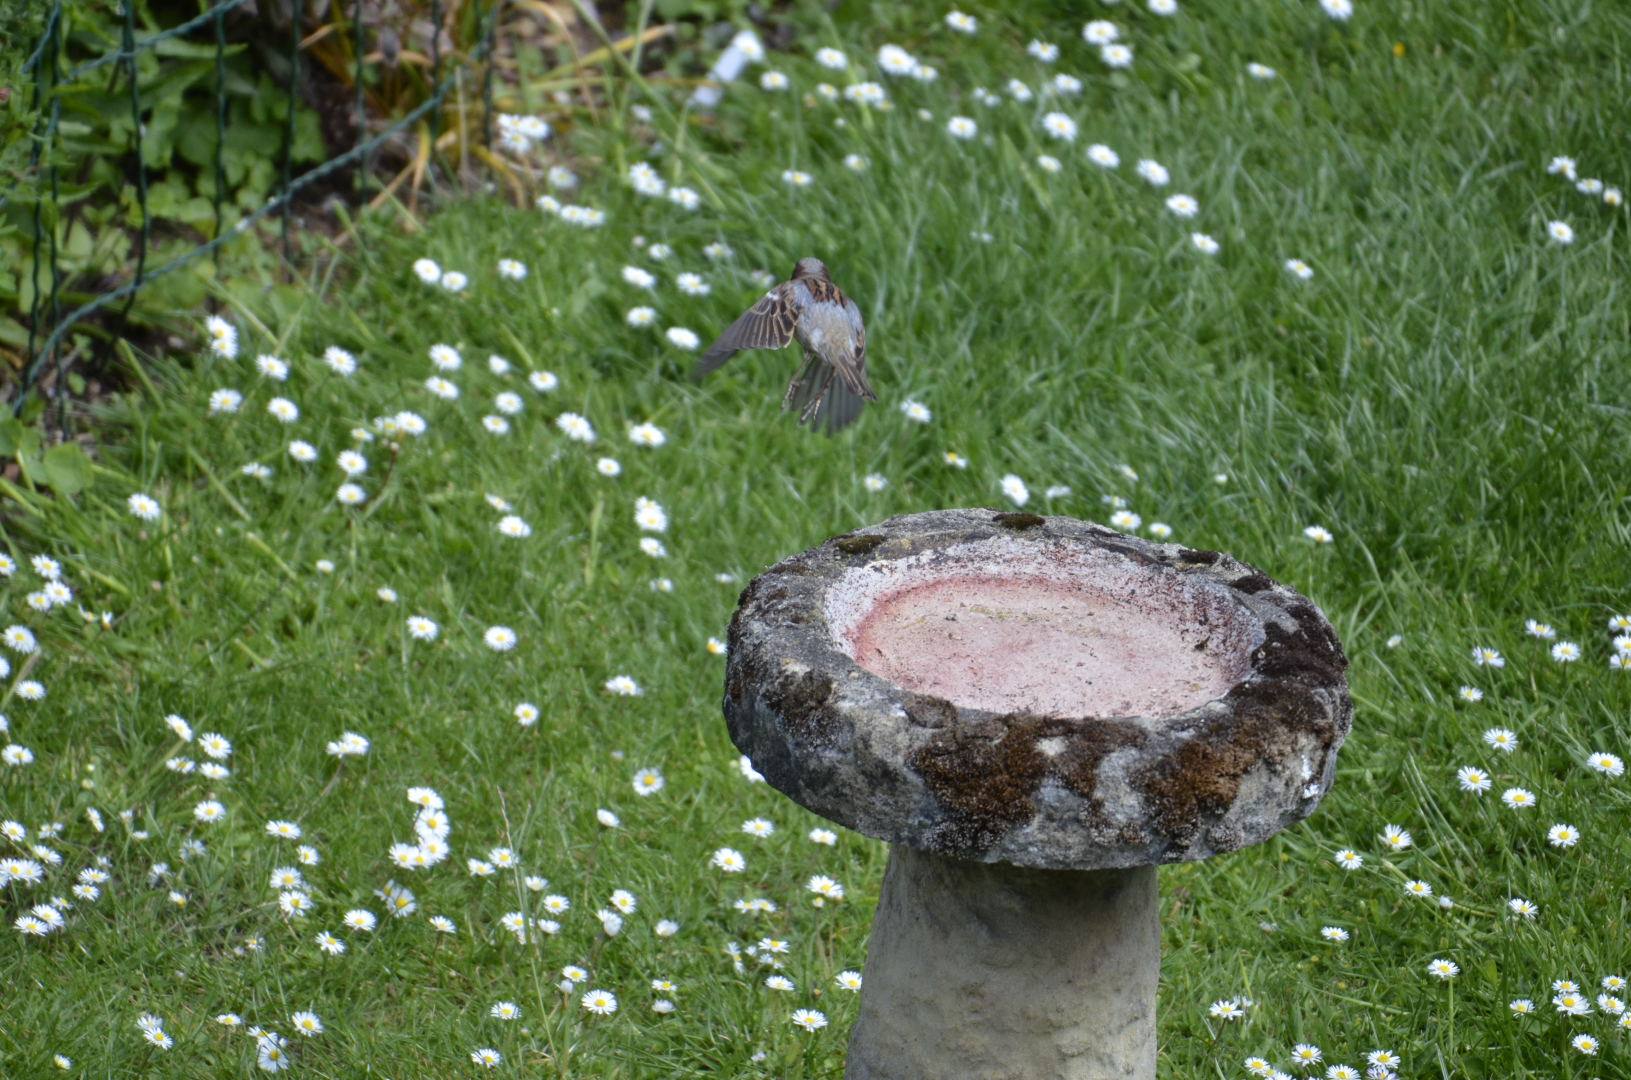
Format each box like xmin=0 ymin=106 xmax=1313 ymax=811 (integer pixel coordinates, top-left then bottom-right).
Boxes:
xmin=784 ymin=356 xmax=864 ymax=435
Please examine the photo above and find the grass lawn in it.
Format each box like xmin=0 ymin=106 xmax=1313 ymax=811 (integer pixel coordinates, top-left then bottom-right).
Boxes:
xmin=4 ymin=0 xmax=1631 ymax=1075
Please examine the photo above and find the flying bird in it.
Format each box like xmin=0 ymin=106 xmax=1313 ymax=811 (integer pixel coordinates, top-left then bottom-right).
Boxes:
xmin=693 ymin=257 xmax=876 ymax=434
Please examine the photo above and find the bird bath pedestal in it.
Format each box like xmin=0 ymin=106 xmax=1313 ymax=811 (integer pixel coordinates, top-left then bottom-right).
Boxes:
xmin=722 ymin=510 xmax=1352 ymax=1079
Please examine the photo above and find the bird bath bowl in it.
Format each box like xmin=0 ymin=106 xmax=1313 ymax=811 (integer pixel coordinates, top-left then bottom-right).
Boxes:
xmin=722 ymin=510 xmax=1352 ymax=1079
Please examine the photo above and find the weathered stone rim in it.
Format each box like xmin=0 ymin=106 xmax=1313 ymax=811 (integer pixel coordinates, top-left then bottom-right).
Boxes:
xmin=722 ymin=509 xmax=1353 ymax=870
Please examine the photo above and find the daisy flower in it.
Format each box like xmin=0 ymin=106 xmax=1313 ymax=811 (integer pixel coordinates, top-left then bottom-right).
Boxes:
xmin=1380 ymin=824 xmax=1411 ymax=850
xmin=711 ymin=847 xmax=746 ymax=872
xmin=630 ymin=422 xmax=666 ymax=447
xmin=557 ymin=413 xmax=596 ymax=442
xmin=1455 ymin=766 xmax=1491 ymax=793
xmin=322 ymin=346 xmax=357 ymax=375
xmin=1083 ymin=20 xmax=1118 ymax=44
xmin=1165 ymin=194 xmax=1199 ymax=217
xmin=205 ymin=314 xmax=238 ymax=359
xmin=1555 ymin=992 xmax=1591 ymax=1015
xmin=581 ymin=989 xmax=617 ymax=1014
xmin=1501 ymin=787 xmax=1536 ymax=809
xmin=1087 ymin=144 xmax=1120 ymax=169
xmin=1587 ymin=752 xmax=1623 ymax=776
xmin=878 ymin=44 xmax=917 ymax=75
xmin=1041 ymin=112 xmax=1077 ymax=141
xmin=635 ymin=498 xmax=668 ymax=531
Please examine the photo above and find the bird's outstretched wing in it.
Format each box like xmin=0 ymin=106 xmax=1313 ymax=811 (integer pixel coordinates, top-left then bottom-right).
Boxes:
xmin=692 ymin=285 xmax=800 ymax=379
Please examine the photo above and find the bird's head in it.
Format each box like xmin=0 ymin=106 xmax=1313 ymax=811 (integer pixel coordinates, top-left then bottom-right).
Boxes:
xmin=790 ymin=257 xmax=831 ymax=282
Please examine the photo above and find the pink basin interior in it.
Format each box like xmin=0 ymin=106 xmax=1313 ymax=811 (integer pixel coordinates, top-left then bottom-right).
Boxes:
xmin=827 ymin=538 xmax=1259 ymax=719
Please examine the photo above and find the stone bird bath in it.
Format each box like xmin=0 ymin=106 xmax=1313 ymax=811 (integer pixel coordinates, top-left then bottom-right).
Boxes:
xmin=722 ymin=509 xmax=1351 ymax=1078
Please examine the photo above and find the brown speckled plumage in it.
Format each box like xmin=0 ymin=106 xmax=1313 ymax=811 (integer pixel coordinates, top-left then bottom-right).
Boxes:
xmin=693 ymin=257 xmax=877 ymax=434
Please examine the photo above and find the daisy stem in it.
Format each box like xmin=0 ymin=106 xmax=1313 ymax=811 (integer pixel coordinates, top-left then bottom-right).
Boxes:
xmin=1446 ymin=981 xmax=1454 ymax=1064
xmin=583 ymin=493 xmax=602 ymax=586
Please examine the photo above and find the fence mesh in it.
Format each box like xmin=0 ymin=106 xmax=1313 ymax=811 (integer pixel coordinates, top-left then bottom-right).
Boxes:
xmin=14 ymin=0 xmax=504 ymax=416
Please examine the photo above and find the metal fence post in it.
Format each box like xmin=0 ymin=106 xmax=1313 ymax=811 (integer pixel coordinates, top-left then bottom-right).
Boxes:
xmin=281 ymin=0 xmax=300 ymax=271
xmin=121 ymin=0 xmax=151 ymax=325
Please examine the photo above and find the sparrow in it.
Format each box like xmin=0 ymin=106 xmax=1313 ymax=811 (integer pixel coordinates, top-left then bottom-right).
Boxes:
xmin=693 ymin=257 xmax=877 ymax=434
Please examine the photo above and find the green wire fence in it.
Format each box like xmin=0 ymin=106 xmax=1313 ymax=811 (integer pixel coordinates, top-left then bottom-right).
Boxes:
xmin=13 ymin=0 xmax=505 ymax=418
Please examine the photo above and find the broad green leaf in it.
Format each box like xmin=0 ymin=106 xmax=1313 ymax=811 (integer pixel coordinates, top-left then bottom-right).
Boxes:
xmin=42 ymin=443 xmax=93 ymax=495
xmin=0 ymin=418 xmax=24 ymax=455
